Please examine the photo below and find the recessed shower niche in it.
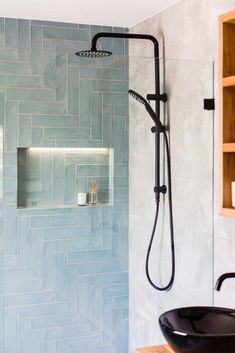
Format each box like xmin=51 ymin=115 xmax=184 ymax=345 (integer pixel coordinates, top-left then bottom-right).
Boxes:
xmin=17 ymin=147 xmax=113 ymax=209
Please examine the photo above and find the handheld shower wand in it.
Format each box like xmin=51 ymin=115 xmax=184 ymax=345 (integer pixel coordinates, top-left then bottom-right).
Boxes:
xmin=128 ymin=90 xmax=165 ymax=133
xmin=76 ymin=32 xmax=175 ymax=292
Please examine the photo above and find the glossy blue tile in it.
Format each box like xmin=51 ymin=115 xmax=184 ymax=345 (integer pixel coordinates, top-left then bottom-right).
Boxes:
xmin=0 ymin=19 xmax=4 ymax=47
xmin=66 ymin=264 xmax=78 ymax=312
xmin=43 ymin=27 xmax=89 ymax=41
xmin=18 ymin=319 xmax=30 ymax=353
xmin=5 ymin=19 xmax=17 ymax=48
xmin=91 ymin=92 xmax=102 ymax=139
xmin=17 ymin=216 xmax=30 ymax=266
xmin=0 ymin=48 xmax=17 ymax=61
xmin=31 ymin=330 xmax=42 ymax=353
xmin=68 ymin=66 xmax=79 ymax=114
xmin=5 ymin=101 xmax=17 ymax=152
xmin=5 ymin=308 xmax=17 ymax=353
xmin=19 ymin=302 xmax=65 ymax=318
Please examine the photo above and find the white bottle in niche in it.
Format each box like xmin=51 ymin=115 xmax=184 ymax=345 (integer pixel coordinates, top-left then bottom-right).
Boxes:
xmin=232 ymin=182 xmax=235 ymax=208
xmin=77 ymin=193 xmax=87 ymax=206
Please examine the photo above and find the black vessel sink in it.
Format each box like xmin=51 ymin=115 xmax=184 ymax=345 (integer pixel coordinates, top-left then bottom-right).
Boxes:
xmin=159 ymin=306 xmax=235 ymax=353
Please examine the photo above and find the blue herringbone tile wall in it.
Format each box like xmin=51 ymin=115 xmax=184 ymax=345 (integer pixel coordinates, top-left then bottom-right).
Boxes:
xmin=0 ymin=18 xmax=128 ymax=353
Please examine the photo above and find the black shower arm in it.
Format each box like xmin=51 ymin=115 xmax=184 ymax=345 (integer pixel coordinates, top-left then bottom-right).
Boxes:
xmin=91 ymin=32 xmax=159 ymax=58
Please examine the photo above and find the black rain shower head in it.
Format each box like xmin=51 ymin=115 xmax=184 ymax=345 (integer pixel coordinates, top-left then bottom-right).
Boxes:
xmin=75 ymin=49 xmax=112 ymax=58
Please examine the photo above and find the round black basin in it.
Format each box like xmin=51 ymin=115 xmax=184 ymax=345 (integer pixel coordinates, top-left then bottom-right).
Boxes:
xmin=159 ymin=306 xmax=235 ymax=353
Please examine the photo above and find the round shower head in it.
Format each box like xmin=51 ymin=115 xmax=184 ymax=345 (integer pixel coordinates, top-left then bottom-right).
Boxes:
xmin=75 ymin=49 xmax=112 ymax=58
xmin=128 ymin=89 xmax=147 ymax=105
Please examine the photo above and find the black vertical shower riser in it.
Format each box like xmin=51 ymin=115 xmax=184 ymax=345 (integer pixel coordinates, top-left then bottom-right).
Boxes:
xmin=90 ymin=32 xmax=161 ymax=197
xmin=76 ymin=32 xmax=175 ymax=292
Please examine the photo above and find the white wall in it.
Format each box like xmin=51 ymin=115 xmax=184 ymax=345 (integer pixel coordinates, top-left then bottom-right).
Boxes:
xmin=129 ymin=0 xmax=235 ymax=351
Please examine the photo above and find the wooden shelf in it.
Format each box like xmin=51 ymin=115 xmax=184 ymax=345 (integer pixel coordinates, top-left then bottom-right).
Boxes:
xmin=219 ymin=10 xmax=235 ymax=217
xmin=220 ymin=207 xmax=235 ymax=218
xmin=223 ymin=143 xmax=235 ymax=152
xmin=135 ymin=345 xmax=174 ymax=353
xmin=223 ymin=75 xmax=235 ymax=87
xmin=220 ymin=9 xmax=235 ymax=23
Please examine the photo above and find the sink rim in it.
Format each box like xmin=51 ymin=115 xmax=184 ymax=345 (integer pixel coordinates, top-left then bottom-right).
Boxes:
xmin=159 ymin=306 xmax=235 ymax=338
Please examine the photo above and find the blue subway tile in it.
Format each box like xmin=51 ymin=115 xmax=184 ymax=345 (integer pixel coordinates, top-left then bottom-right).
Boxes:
xmin=56 ymin=237 xmax=94 ymax=252
xmin=0 ymin=62 xmax=28 ymax=75
xmin=54 ymin=252 xmax=66 ymax=299
xmin=90 ymin=92 xmax=102 ymax=139
xmin=44 ymin=323 xmax=91 ymax=340
xmin=30 ymin=229 xmax=42 ymax=277
xmin=56 ymin=334 xmax=101 ymax=352
xmin=31 ymin=312 xmax=81 ymax=330
xmin=31 ymin=330 xmax=42 ymax=353
xmin=44 ymin=127 xmax=90 ymax=140
xmin=19 ymin=302 xmax=65 ymax=318
xmin=102 ymin=297 xmax=113 ymax=346
xmin=91 ymin=272 xmax=127 ymax=287
xmin=0 ymin=19 xmax=4 ymax=47
xmin=5 ymin=290 xmax=56 ymax=307
xmin=19 ymin=101 xmax=66 ymax=114
xmin=79 ymin=79 xmax=90 ymax=128
xmin=43 ymin=49 xmax=56 ymax=88
xmin=18 ymin=319 xmax=30 ymax=353
xmin=32 ymin=20 xmax=79 ymax=28
xmin=103 ymin=92 xmax=128 ymax=105
xmin=32 ymin=115 xmax=78 ymax=127
xmin=4 ymin=205 xmax=17 ymax=255
xmin=42 ymin=241 xmax=55 ymax=289
xmin=66 ymin=264 xmax=78 ymax=312
xmin=80 ymin=67 xmax=124 ymax=80
xmin=43 ymin=27 xmax=89 ymax=41
xmin=56 ymin=53 xmax=67 ymax=101
xmin=64 ymin=164 xmax=75 ymax=205
xmin=0 ymin=296 xmax=4 ymax=345
xmin=18 ymin=115 xmax=31 ymax=147
xmin=43 ymin=226 xmax=90 ymax=240
xmin=5 ymin=308 xmax=17 ymax=353
xmin=52 ymin=152 xmax=64 ymax=203
xmin=78 ymin=260 xmax=124 ymax=274
xmin=91 ymin=286 xmax=102 ymax=331
xmin=91 ymin=80 xmax=128 ymax=92
xmin=114 ymin=295 xmax=128 ymax=309
xmin=0 ymin=74 xmax=41 ymax=87
xmin=0 ymin=279 xmax=42 ymax=294
xmin=103 ymin=283 xmax=128 ymax=298
xmin=7 ymin=88 xmax=55 ymax=101
xmin=68 ymin=66 xmax=79 ymax=114
xmin=5 ymin=19 xmax=17 ymax=48
xmin=18 ymin=20 xmax=30 ymax=49
xmin=0 ymin=48 xmax=17 ymax=61
xmin=4 ymin=101 xmax=17 ymax=152
xmin=17 ymin=216 xmax=30 ymax=266
xmin=68 ymin=249 xmax=113 ymax=263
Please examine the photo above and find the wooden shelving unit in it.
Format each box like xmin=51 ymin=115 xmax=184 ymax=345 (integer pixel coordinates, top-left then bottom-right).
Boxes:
xmin=219 ymin=9 xmax=235 ymax=217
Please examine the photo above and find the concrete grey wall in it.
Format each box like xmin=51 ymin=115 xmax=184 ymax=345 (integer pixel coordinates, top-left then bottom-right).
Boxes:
xmin=129 ymin=0 xmax=235 ymax=350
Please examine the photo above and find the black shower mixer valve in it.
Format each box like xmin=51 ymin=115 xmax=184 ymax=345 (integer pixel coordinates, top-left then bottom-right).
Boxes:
xmin=154 ymin=185 xmax=167 ymax=194
xmin=146 ymin=93 xmax=168 ymax=103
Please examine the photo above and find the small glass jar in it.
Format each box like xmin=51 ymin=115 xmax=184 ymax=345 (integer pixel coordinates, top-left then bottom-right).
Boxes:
xmin=89 ymin=191 xmax=97 ymax=205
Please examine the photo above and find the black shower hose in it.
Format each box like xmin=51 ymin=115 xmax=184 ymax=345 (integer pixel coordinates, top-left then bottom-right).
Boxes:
xmin=145 ymin=130 xmax=175 ymax=291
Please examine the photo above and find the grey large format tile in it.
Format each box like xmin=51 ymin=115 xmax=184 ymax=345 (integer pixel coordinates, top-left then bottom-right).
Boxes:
xmin=128 ymin=0 xmax=235 ymax=351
